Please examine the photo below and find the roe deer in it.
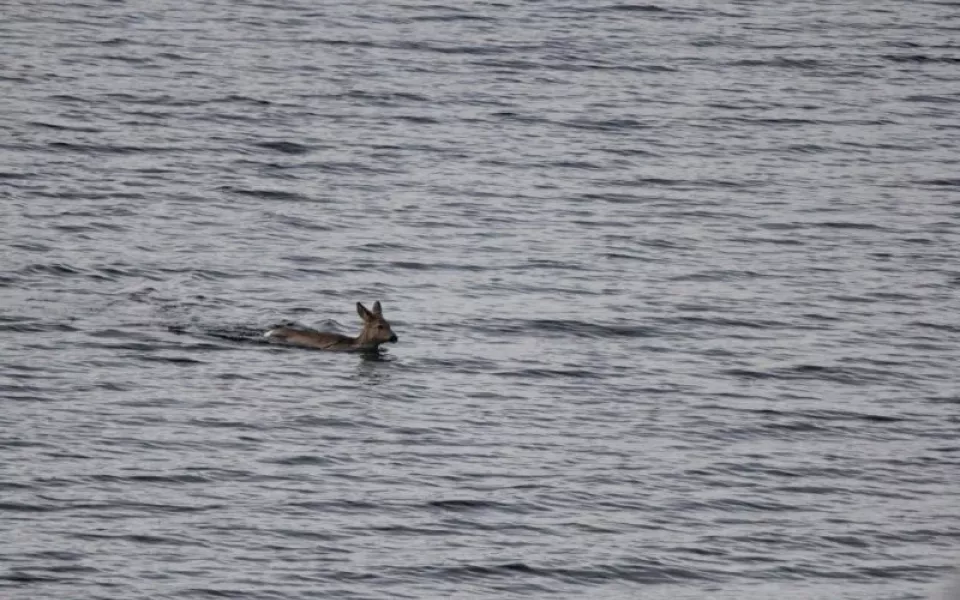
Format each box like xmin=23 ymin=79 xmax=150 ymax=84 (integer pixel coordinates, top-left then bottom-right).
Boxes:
xmin=264 ymin=301 xmax=398 ymax=351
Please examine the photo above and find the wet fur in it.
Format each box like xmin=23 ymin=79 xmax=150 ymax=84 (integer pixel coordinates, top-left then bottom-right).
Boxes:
xmin=264 ymin=301 xmax=398 ymax=352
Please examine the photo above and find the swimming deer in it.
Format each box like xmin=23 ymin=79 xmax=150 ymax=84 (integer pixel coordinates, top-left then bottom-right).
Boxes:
xmin=264 ymin=301 xmax=398 ymax=351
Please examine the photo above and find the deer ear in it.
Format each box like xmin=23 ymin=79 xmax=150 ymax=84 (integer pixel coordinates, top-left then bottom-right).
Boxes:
xmin=372 ymin=301 xmax=383 ymax=316
xmin=357 ymin=302 xmax=372 ymax=321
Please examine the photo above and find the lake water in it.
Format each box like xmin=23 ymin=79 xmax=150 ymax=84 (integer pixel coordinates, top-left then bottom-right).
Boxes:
xmin=1 ymin=1 xmax=959 ymax=599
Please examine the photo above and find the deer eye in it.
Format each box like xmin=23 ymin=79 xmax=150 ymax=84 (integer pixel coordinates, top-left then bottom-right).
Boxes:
xmin=377 ymin=324 xmax=384 ymax=330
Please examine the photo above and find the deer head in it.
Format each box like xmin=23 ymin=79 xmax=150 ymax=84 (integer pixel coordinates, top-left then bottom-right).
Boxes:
xmin=355 ymin=301 xmax=398 ymax=349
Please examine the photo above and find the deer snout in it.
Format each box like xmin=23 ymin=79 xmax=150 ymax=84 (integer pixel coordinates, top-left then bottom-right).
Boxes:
xmin=389 ymin=334 xmax=398 ymax=343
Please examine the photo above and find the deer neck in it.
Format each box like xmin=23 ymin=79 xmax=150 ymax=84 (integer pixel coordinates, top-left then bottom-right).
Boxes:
xmin=352 ymin=328 xmax=379 ymax=350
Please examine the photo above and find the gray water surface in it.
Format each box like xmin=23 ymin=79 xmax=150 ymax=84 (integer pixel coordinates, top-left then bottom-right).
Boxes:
xmin=2 ymin=1 xmax=959 ymax=599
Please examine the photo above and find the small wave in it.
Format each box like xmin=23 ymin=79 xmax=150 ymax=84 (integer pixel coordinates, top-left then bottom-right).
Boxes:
xmin=381 ymin=260 xmax=486 ymax=272
xmin=136 ymin=355 xmax=206 ymax=365
xmin=883 ymin=54 xmax=960 ymax=64
xmin=255 ymin=140 xmax=311 ymax=154
xmin=48 ymin=141 xmax=170 ymax=154
xmin=220 ymin=187 xmax=312 ymax=202
xmin=601 ymin=4 xmax=667 ymax=12
xmin=813 ymin=221 xmax=888 ymax=230
xmin=728 ymin=58 xmax=823 ymax=69
xmin=29 ymin=121 xmax=102 ymax=132
xmin=70 ymin=532 xmax=196 ymax=546
xmin=90 ymin=473 xmax=211 ymax=484
xmin=0 ymin=571 xmax=69 ymax=583
xmin=267 ymin=213 xmax=335 ymax=230
xmin=910 ymin=321 xmax=960 ymax=333
xmin=342 ymin=89 xmax=430 ymax=103
xmin=468 ymin=318 xmax=655 ymax=340
xmin=395 ymin=114 xmax=440 ymax=124
xmin=188 ymin=418 xmax=263 ymax=431
xmin=915 ymin=178 xmax=960 ymax=187
xmin=177 ymin=588 xmax=249 ymax=599
xmin=391 ymin=40 xmax=511 ymax=56
xmin=18 ymin=262 xmax=83 ymax=276
xmin=668 ymin=268 xmax=768 ymax=281
xmin=215 ymin=94 xmax=271 ymax=105
xmin=427 ymin=499 xmax=518 ymax=512
xmin=498 ymin=367 xmax=601 ymax=379
xmin=723 ymin=364 xmax=917 ymax=388
xmin=96 ymin=37 xmax=131 ymax=46
xmin=427 ymin=560 xmax=716 ymax=584
xmin=287 ymin=499 xmax=379 ymax=512
xmin=264 ymin=455 xmax=340 ymax=466
xmin=904 ymin=94 xmax=959 ymax=104
xmin=662 ymin=315 xmax=787 ymax=330
xmin=410 ymin=12 xmax=497 ymax=22
xmin=0 ymin=501 xmax=55 ymax=512
xmin=97 ymin=54 xmax=153 ymax=64
xmin=47 ymin=94 xmax=85 ymax=103
xmin=559 ymin=117 xmax=650 ymax=131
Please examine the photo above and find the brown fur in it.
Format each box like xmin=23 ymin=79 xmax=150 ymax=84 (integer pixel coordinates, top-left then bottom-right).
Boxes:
xmin=265 ymin=301 xmax=398 ymax=351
